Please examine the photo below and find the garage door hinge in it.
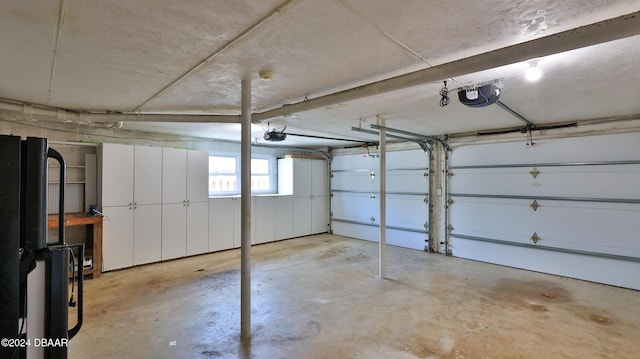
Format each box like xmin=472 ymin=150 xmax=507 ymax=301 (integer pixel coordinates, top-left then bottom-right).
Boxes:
xmin=330 ymin=173 xmax=334 ymax=178
xmin=423 ymin=197 xmax=429 ymax=204
xmin=447 ymin=198 xmax=454 ymax=205
xmin=370 ymin=216 xmax=376 ymax=223
xmin=529 ymin=168 xmax=541 ymax=178
xmin=529 ymin=200 xmax=540 ymax=211
xmin=370 ymin=194 xmax=376 ymax=200
xmin=447 ymin=224 xmax=454 ymax=232
xmin=530 ymin=232 xmax=541 ymax=244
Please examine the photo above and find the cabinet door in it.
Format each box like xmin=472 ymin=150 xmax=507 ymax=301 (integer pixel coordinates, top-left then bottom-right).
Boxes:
xmin=102 ymin=144 xmax=134 ymax=207
xmin=292 ymin=197 xmax=312 ymax=237
xmin=209 ymin=198 xmax=235 ymax=252
xmin=293 ymin=159 xmax=312 ymax=197
xmin=311 ymin=160 xmax=328 ymax=196
xmin=187 ymin=150 xmax=209 ymax=203
xmin=134 ymin=145 xmax=162 ymax=205
xmin=187 ymin=201 xmax=209 ymax=255
xmin=274 ymin=196 xmax=293 ymax=240
xmin=162 ymin=203 xmax=186 ymax=260
xmin=102 ymin=206 xmax=134 ymax=271
xmin=162 ymin=148 xmax=187 ymax=204
xmin=133 ymin=204 xmax=162 ymax=265
xmin=255 ymin=196 xmax=275 ymax=244
xmin=311 ymin=195 xmax=329 ymax=234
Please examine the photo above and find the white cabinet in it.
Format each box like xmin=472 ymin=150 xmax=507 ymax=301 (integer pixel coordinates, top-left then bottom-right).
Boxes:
xmin=162 ymin=148 xmax=209 ymax=259
xmin=274 ymin=196 xmax=293 ymax=240
xmin=209 ymin=198 xmax=235 ymax=251
xmin=255 ymin=196 xmax=276 ymax=244
xmin=102 ymin=144 xmax=208 ymax=270
xmin=293 ymin=197 xmax=312 ymax=237
xmin=101 ymin=144 xmax=163 ymax=271
xmin=208 ymin=197 xmax=255 ymax=250
xmin=102 ymin=206 xmax=133 ymax=271
xmin=278 ymin=157 xmax=329 ymax=237
xmin=133 ymin=204 xmax=162 ymax=265
xmin=187 ymin=201 xmax=209 ymax=255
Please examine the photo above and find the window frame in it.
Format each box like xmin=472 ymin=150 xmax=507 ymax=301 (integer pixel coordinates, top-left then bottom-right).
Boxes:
xmin=208 ymin=153 xmax=275 ymax=197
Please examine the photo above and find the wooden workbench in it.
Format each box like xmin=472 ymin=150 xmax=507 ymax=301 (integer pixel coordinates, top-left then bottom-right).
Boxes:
xmin=48 ymin=212 xmax=103 ymax=279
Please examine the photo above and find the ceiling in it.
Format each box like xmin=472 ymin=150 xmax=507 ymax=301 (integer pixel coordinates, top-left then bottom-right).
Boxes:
xmin=1 ymin=0 xmax=640 ymax=147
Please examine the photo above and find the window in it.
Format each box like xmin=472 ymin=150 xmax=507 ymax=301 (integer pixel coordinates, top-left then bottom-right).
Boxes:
xmin=209 ymin=156 xmax=237 ymax=195
xmin=209 ymin=155 xmax=273 ymax=196
xmin=251 ymin=158 xmax=270 ymax=192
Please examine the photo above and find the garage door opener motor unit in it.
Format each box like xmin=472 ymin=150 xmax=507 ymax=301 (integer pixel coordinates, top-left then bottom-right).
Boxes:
xmin=458 ymin=79 xmax=503 ymax=107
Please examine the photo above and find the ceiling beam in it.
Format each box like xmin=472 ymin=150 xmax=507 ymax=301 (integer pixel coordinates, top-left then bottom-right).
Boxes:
xmin=253 ymin=11 xmax=640 ymax=122
xmin=132 ymin=0 xmax=299 ymax=112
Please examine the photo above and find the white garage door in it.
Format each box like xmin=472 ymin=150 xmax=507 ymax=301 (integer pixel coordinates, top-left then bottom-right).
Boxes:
xmin=331 ymin=149 xmax=429 ymax=251
xmin=448 ymin=132 xmax=640 ymax=290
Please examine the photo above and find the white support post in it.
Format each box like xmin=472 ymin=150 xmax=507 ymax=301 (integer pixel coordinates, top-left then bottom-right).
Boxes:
xmin=378 ymin=117 xmax=386 ymax=279
xmin=240 ymin=78 xmax=252 ymax=339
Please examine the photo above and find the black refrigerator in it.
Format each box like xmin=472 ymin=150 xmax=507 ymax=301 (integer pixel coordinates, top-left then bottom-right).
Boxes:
xmin=1 ymin=135 xmax=83 ymax=359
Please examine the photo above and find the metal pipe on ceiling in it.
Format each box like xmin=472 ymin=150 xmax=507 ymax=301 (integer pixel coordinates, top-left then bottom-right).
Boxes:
xmin=2 ymin=11 xmax=639 ymax=133
xmin=0 ymin=98 xmax=239 ymax=123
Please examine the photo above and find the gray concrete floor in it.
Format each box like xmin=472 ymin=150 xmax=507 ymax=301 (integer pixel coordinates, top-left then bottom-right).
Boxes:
xmin=69 ymin=234 xmax=640 ymax=358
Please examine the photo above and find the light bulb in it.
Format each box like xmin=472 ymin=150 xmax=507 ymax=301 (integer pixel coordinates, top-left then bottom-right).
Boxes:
xmin=526 ymin=63 xmax=542 ymax=82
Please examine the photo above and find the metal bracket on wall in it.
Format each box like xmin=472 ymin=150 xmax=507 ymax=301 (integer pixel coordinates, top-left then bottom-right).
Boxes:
xmin=424 ymin=171 xmax=429 ymax=177
xmin=447 ymin=198 xmax=454 ymax=205
xmin=447 ymin=224 xmax=454 ymax=232
xmin=370 ymin=216 xmax=376 ymax=223
xmin=423 ymin=197 xmax=429 ymax=204
xmin=530 ymin=200 xmax=540 ymax=211
xmin=529 ymin=168 xmax=541 ymax=178
xmin=530 ymin=232 xmax=541 ymax=244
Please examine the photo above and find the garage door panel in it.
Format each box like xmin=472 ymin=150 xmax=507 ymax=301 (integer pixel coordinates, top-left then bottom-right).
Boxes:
xmin=332 ymin=172 xmax=377 ymax=192
xmin=450 ymin=236 xmax=640 ymax=290
xmin=450 ymin=198 xmax=537 ymax=239
xmin=331 ymin=192 xmax=377 ymax=223
xmin=387 ymin=170 xmax=428 ymax=192
xmin=449 ymin=133 xmax=640 ymax=290
xmin=387 ymin=195 xmax=428 ymax=230
xmin=331 ymin=154 xmax=378 ymax=171
xmin=450 ymin=165 xmax=640 ymax=198
xmin=386 ymin=229 xmax=426 ymax=250
xmin=331 ymin=221 xmax=379 ymax=242
xmin=387 ymin=150 xmax=428 ymax=169
xmin=450 ymin=132 xmax=640 ymax=167
xmin=451 ymin=199 xmax=640 ymax=259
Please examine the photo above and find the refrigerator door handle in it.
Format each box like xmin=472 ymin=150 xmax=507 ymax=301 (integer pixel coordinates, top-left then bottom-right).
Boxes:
xmin=48 ymin=147 xmax=66 ymax=245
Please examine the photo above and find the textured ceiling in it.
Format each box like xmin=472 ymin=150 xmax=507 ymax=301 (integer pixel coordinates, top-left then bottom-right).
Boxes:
xmin=1 ymin=0 xmax=639 ymax=147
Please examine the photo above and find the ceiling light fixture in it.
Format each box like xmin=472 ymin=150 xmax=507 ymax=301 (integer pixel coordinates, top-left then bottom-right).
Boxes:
xmin=526 ymin=61 xmax=542 ymax=82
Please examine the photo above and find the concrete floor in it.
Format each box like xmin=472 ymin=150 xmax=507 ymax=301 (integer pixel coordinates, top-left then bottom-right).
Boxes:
xmin=69 ymin=234 xmax=640 ymax=359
